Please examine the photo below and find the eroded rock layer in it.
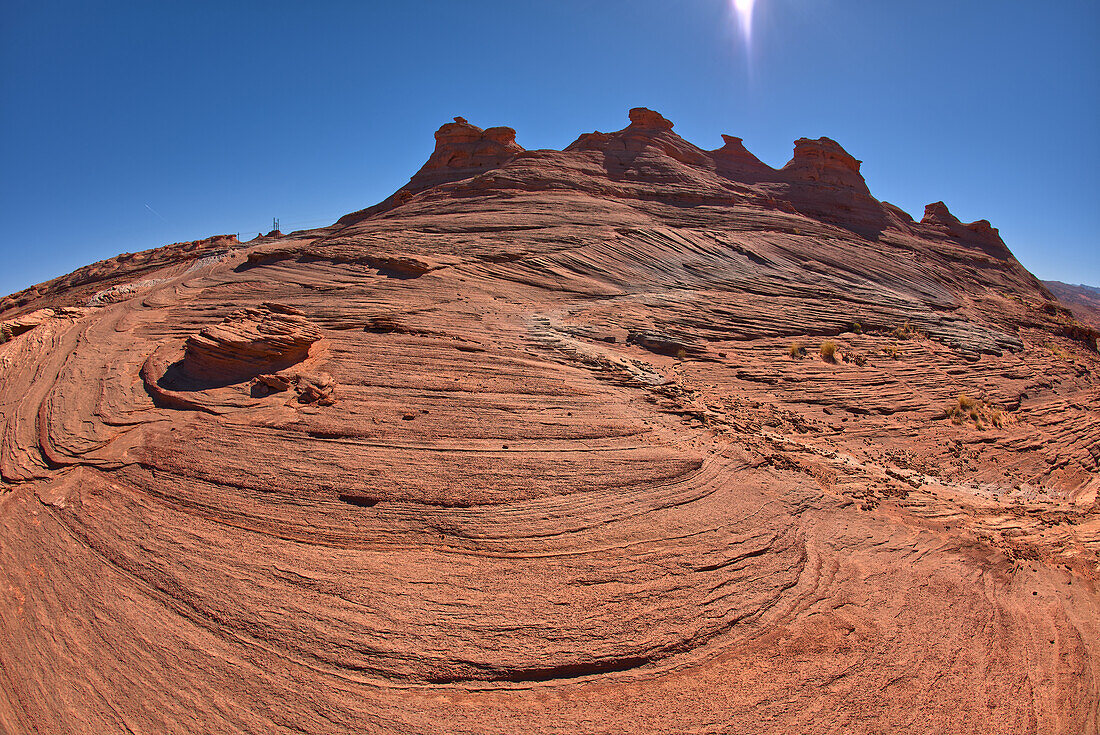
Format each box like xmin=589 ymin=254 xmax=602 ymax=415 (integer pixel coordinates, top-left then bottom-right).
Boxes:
xmin=1 ymin=109 xmax=1098 ymax=735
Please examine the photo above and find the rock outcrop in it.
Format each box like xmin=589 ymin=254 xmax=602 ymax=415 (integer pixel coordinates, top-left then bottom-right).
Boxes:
xmin=781 ymin=136 xmax=870 ymax=191
xmin=0 ymin=110 xmax=1097 ymax=735
xmin=710 ymin=134 xmax=776 ymax=183
xmin=182 ymin=304 xmax=322 ymax=385
xmin=567 ymin=106 xmax=714 ymax=173
xmin=407 ymin=116 xmax=524 ymax=192
xmin=0 ymin=234 xmax=239 ymax=314
xmin=920 ymin=200 xmax=1015 ymax=258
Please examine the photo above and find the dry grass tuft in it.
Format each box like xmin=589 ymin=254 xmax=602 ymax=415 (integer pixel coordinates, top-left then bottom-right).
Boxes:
xmin=945 ymin=394 xmax=1006 ymax=430
xmin=892 ymin=321 xmax=925 ymax=340
xmin=788 ymin=343 xmax=807 ymax=359
xmin=956 ymin=394 xmax=978 ymax=410
xmin=819 ymin=341 xmax=837 ymax=361
xmin=1044 ymin=342 xmax=1073 ymax=360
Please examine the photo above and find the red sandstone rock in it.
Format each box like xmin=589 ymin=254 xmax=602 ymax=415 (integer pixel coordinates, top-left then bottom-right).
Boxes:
xmin=626 ymin=106 xmax=674 ymax=131
xmin=781 ymin=136 xmax=870 ymax=191
xmin=920 ymin=200 xmax=1015 ymax=258
xmin=293 ymin=370 xmax=336 ymax=405
xmin=182 ymin=305 xmax=322 ymax=384
xmin=407 ymin=116 xmax=524 ymax=192
xmin=566 ymin=106 xmax=714 ymax=172
xmin=710 ymin=134 xmax=777 ymax=183
xmin=0 ymin=109 xmax=1097 ymax=735
xmin=252 ymin=373 xmax=292 ymax=393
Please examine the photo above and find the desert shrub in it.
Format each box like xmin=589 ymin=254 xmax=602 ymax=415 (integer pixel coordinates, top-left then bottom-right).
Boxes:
xmin=1044 ymin=342 xmax=1073 ymax=360
xmin=882 ymin=344 xmax=900 ymax=359
xmin=788 ymin=343 xmax=806 ymax=359
xmin=820 ymin=341 xmax=837 ymax=361
xmin=0 ymin=323 xmax=11 ymax=344
xmin=892 ymin=321 xmax=925 ymax=340
xmin=851 ymin=321 xmax=862 ymax=334
xmin=945 ymin=394 xmax=1006 ymax=430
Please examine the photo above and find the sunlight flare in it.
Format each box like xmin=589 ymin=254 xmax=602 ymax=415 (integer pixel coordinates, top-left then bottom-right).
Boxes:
xmin=732 ymin=0 xmax=757 ymax=47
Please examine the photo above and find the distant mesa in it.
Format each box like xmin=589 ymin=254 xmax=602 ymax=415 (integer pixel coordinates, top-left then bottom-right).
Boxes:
xmin=1042 ymin=280 xmax=1100 ymax=330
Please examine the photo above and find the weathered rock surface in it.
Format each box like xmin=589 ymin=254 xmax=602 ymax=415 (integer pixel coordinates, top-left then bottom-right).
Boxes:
xmin=409 ymin=116 xmax=525 ymax=192
xmin=181 ymin=304 xmax=322 ymax=385
xmin=0 ymin=110 xmax=1098 ymax=735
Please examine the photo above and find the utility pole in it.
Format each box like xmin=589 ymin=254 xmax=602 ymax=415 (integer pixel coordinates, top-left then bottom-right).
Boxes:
xmin=272 ymin=217 xmax=279 ymax=233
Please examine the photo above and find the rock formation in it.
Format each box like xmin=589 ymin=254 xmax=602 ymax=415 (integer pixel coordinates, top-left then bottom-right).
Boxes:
xmin=181 ymin=304 xmax=322 ymax=385
xmin=407 ymin=116 xmax=525 ymax=192
xmin=0 ymin=109 xmax=1097 ymax=735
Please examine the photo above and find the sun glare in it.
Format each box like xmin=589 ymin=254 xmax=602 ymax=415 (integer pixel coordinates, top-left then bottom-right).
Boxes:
xmin=732 ymin=0 xmax=757 ymax=47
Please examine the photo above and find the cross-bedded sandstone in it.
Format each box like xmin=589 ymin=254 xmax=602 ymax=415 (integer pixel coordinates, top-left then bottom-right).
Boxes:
xmin=0 ymin=109 xmax=1096 ymax=735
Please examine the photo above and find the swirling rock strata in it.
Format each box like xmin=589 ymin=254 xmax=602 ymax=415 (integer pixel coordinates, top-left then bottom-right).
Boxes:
xmin=182 ymin=304 xmax=322 ymax=385
xmin=0 ymin=110 xmax=1097 ymax=735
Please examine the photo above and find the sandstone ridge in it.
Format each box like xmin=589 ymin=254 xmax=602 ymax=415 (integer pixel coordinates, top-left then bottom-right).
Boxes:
xmin=339 ymin=108 xmax=1005 ymax=248
xmin=0 ymin=109 xmax=1097 ymax=735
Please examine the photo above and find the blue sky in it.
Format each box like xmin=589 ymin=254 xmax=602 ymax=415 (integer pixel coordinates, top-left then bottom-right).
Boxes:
xmin=2 ymin=0 xmax=1097 ymax=297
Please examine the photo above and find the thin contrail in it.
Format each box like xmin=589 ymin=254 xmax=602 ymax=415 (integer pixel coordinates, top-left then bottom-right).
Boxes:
xmin=144 ymin=203 xmax=168 ymax=223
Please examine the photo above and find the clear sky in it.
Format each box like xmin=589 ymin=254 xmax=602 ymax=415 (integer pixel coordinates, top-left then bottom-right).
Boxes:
xmin=2 ymin=0 xmax=1097 ymax=298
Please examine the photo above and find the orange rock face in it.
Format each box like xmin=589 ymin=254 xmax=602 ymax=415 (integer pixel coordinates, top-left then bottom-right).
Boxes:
xmin=181 ymin=305 xmax=322 ymax=385
xmin=1 ymin=110 xmax=1098 ymax=734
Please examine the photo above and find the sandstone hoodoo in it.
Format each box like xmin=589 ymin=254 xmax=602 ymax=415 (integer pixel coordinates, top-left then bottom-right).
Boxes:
xmin=406 ymin=116 xmax=525 ymax=192
xmin=0 ymin=110 xmax=1097 ymax=734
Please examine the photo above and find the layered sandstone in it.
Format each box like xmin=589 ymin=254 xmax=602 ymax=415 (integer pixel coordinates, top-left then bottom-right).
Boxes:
xmin=0 ymin=109 xmax=1097 ymax=735
xmin=181 ymin=304 xmax=322 ymax=385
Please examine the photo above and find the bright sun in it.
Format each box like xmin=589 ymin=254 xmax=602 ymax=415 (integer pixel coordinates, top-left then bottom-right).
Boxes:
xmin=732 ymin=0 xmax=757 ymax=45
